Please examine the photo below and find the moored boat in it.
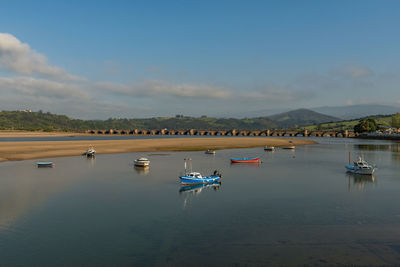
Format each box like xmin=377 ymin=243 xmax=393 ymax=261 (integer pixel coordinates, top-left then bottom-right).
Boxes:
xmin=264 ymin=146 xmax=275 ymax=151
xmin=179 ymin=158 xmax=221 ymax=185
xmin=83 ymin=146 xmax=96 ymax=157
xmin=345 ymin=157 xmax=376 ymax=175
xmin=134 ymin=157 xmax=150 ymax=167
xmin=205 ymin=149 xmax=216 ymax=155
xmin=37 ymin=162 xmax=55 ymax=167
xmin=230 ymin=157 xmax=260 ymax=163
xmin=180 ymin=171 xmax=222 ymax=185
xmin=282 ymin=146 xmax=295 ymax=150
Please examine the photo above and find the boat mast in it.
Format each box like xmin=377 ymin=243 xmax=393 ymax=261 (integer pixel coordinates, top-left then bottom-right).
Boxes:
xmin=184 ymin=158 xmax=187 ymax=176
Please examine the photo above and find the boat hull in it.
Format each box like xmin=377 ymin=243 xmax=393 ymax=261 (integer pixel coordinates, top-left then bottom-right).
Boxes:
xmin=264 ymin=146 xmax=275 ymax=151
xmin=282 ymin=146 xmax=295 ymax=150
xmin=345 ymin=165 xmax=376 ymax=175
xmin=37 ymin=162 xmax=54 ymax=167
xmin=179 ymin=175 xmax=221 ymax=185
xmin=134 ymin=162 xmax=150 ymax=167
xmin=230 ymin=157 xmax=260 ymax=163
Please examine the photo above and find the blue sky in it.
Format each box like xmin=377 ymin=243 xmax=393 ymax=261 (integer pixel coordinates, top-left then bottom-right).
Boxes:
xmin=0 ymin=0 xmax=399 ymax=119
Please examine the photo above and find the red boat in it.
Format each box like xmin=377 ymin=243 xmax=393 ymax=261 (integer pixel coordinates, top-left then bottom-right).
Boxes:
xmin=230 ymin=157 xmax=260 ymax=163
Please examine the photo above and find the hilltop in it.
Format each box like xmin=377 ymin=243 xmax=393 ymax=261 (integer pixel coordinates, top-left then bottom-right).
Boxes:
xmin=266 ymin=109 xmax=340 ymax=128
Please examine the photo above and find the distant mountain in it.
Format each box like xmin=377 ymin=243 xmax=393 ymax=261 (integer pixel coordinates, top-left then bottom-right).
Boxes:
xmin=223 ymin=108 xmax=292 ymax=119
xmin=312 ymin=104 xmax=400 ymax=120
xmin=266 ymin=109 xmax=340 ymax=128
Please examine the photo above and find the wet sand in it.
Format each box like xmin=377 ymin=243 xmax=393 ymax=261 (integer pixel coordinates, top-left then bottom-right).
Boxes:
xmin=0 ymin=137 xmax=315 ymax=162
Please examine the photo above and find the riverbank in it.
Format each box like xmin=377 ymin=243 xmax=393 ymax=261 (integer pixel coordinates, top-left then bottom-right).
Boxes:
xmin=0 ymin=137 xmax=315 ymax=162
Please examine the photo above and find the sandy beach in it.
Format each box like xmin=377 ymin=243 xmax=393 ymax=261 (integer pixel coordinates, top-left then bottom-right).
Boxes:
xmin=0 ymin=136 xmax=315 ymax=162
xmin=0 ymin=131 xmax=89 ymax=138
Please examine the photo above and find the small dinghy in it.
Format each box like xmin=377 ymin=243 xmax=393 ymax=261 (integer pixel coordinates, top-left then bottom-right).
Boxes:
xmin=282 ymin=146 xmax=295 ymax=150
xmin=37 ymin=162 xmax=55 ymax=168
xmin=264 ymin=146 xmax=275 ymax=151
xmin=205 ymin=149 xmax=216 ymax=155
xmin=230 ymin=157 xmax=260 ymax=163
xmin=179 ymin=158 xmax=221 ymax=185
xmin=134 ymin=157 xmax=150 ymax=167
xmin=345 ymin=157 xmax=376 ymax=175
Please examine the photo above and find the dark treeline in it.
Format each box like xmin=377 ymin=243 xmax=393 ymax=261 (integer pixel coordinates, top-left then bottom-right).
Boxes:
xmin=0 ymin=111 xmax=278 ymax=131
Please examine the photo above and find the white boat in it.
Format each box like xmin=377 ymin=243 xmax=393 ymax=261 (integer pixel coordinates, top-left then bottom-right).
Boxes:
xmin=345 ymin=157 xmax=376 ymax=175
xmin=134 ymin=157 xmax=150 ymax=167
xmin=264 ymin=146 xmax=275 ymax=151
xmin=205 ymin=149 xmax=216 ymax=154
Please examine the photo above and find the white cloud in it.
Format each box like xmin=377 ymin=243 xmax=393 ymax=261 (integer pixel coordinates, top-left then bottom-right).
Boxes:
xmin=0 ymin=76 xmax=90 ymax=99
xmin=0 ymin=33 xmax=84 ymax=81
xmin=238 ymin=87 xmax=315 ymax=103
xmin=95 ymin=80 xmax=231 ymax=99
xmin=335 ymin=65 xmax=374 ymax=79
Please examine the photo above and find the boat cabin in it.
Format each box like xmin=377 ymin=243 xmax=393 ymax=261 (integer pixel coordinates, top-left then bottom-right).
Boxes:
xmin=354 ymin=157 xmax=371 ymax=168
xmin=187 ymin=172 xmax=202 ymax=178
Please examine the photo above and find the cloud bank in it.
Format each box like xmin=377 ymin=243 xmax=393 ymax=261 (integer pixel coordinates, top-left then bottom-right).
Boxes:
xmin=4 ymin=32 xmax=391 ymax=118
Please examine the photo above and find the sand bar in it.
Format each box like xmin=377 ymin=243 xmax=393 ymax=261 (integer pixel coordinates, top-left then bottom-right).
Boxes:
xmin=0 ymin=131 xmax=89 ymax=138
xmin=0 ymin=137 xmax=315 ymax=162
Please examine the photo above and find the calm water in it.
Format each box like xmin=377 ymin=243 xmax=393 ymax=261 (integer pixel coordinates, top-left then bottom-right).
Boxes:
xmin=1 ymin=138 xmax=400 ymax=266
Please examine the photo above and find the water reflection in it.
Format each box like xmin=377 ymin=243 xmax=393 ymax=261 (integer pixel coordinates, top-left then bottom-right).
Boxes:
xmin=86 ymin=157 xmax=96 ymax=168
xmin=355 ymin=144 xmax=400 ymax=164
xmin=355 ymin=144 xmax=400 ymax=152
xmin=134 ymin=166 xmax=150 ymax=175
xmin=230 ymin=162 xmax=260 ymax=167
xmin=179 ymin=182 xmax=221 ymax=209
xmin=347 ymin=173 xmax=377 ymax=191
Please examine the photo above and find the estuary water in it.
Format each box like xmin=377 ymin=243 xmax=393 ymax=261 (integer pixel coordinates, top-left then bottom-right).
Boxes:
xmin=1 ymin=138 xmax=400 ymax=266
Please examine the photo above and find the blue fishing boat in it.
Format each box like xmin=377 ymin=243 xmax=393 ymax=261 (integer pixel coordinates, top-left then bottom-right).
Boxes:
xmin=37 ymin=162 xmax=55 ymax=167
xmin=180 ymin=171 xmax=221 ymax=185
xmin=179 ymin=158 xmax=221 ymax=185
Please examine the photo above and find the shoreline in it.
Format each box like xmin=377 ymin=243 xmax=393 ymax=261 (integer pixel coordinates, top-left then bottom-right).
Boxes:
xmin=0 ymin=137 xmax=315 ymax=162
xmin=0 ymin=130 xmax=89 ymax=138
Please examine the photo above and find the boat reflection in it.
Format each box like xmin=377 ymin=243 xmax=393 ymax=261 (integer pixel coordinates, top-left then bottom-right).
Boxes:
xmin=179 ymin=181 xmax=221 ymax=193
xmin=347 ymin=173 xmax=376 ymax=191
xmin=134 ymin=165 xmax=150 ymax=175
xmin=230 ymin=162 xmax=260 ymax=167
xmin=179 ymin=181 xmax=221 ymax=209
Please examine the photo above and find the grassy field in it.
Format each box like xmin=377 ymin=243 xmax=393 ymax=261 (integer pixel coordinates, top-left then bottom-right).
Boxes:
xmin=301 ymin=115 xmax=393 ymax=131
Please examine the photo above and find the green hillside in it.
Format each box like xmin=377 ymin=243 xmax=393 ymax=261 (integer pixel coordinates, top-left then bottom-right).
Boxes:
xmin=0 ymin=111 xmax=278 ymax=131
xmin=1 ymin=109 xmax=385 ymax=132
xmin=302 ymin=114 xmax=393 ymax=131
xmin=267 ymin=108 xmax=340 ymax=128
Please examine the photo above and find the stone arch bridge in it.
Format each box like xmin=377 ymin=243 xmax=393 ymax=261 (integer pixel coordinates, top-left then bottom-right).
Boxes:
xmin=86 ymin=129 xmax=356 ymax=138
